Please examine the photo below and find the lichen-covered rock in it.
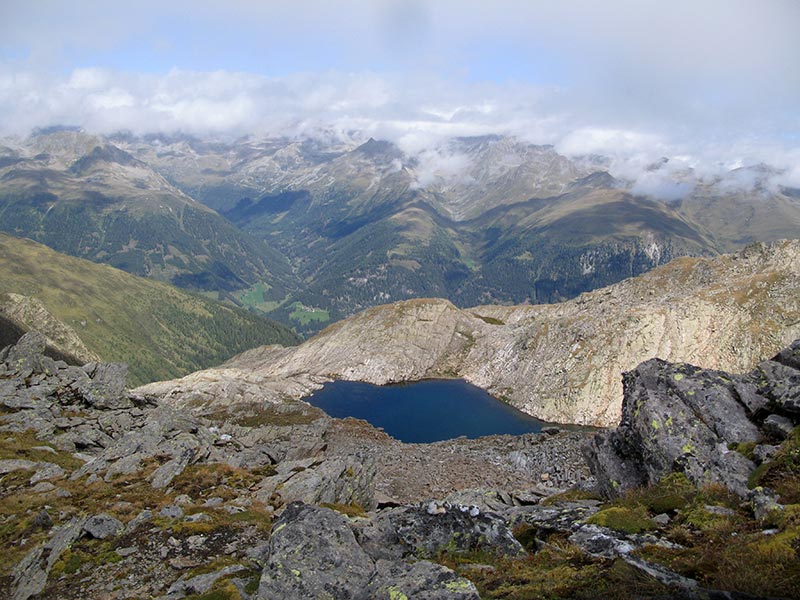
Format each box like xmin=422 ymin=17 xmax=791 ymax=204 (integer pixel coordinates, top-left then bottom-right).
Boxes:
xmin=365 ymin=559 xmax=480 ymax=600
xmin=585 ymin=340 xmax=800 ymax=498
xmin=388 ymin=503 xmax=526 ymax=558
xmin=755 ymin=358 xmax=800 ymax=414
xmin=257 ymin=502 xmax=487 ymax=600
xmin=257 ymin=502 xmax=376 ymax=600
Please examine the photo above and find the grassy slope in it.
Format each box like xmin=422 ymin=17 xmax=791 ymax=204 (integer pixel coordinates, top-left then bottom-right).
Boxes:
xmin=0 ymin=234 xmax=300 ymax=385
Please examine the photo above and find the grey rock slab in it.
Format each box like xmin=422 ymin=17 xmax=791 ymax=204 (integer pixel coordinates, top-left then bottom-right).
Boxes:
xmin=771 ymin=338 xmax=800 ymax=371
xmin=443 ymin=488 xmax=517 ymax=512
xmin=732 ymin=380 xmax=769 ymax=416
xmin=363 ymin=559 xmax=480 ymax=600
xmin=0 ymin=458 xmax=37 ymax=474
xmin=150 ymin=446 xmax=197 ymax=489
xmin=257 ymin=502 xmax=376 ymax=600
xmin=160 ymin=505 xmax=185 ymax=519
xmin=80 ymin=362 xmax=132 ymax=409
xmin=755 ymin=360 xmax=800 ymax=414
xmin=622 ymin=554 xmax=700 ymax=596
xmin=30 ymin=462 xmax=65 ymax=483
xmin=257 ymin=453 xmax=376 ymax=509
xmin=568 ymin=524 xmax=637 ymax=559
xmin=753 ymin=443 xmax=779 ymax=464
xmin=83 ymin=513 xmax=123 ymax=539
xmin=505 ymin=501 xmax=602 ymax=535
xmin=31 ymin=481 xmax=55 ymax=493
xmin=12 ymin=517 xmax=85 ymax=600
xmin=749 ymin=488 xmax=782 ymax=521
xmin=351 ymin=509 xmax=406 ymax=562
xmin=184 ymin=512 xmax=211 ymax=523
xmin=3 ymin=387 xmax=40 ymax=410
xmin=653 ymin=513 xmax=671 ymax=527
xmin=32 ymin=509 xmax=53 ymax=530
xmin=5 ymin=331 xmax=46 ymax=372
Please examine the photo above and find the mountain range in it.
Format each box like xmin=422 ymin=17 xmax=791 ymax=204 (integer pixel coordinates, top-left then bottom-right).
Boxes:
xmin=2 ymin=129 xmax=799 ymax=335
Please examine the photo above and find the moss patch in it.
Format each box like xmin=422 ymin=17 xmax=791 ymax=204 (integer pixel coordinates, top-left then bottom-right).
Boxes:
xmin=586 ymin=506 xmax=655 ymax=534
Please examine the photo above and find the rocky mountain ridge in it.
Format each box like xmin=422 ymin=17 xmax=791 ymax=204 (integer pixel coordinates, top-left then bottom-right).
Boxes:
xmin=6 ymin=129 xmax=800 ymax=336
xmin=0 ymin=130 xmax=294 ymax=294
xmin=0 ymin=292 xmax=100 ymax=365
xmin=139 ymin=240 xmax=800 ymax=427
xmin=2 ymin=329 xmax=799 ymax=598
xmin=127 ymin=131 xmax=800 ymax=335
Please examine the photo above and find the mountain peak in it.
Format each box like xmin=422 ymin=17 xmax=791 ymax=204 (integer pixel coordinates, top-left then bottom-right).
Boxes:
xmin=354 ymin=137 xmax=402 ymax=160
xmin=69 ymin=143 xmax=143 ymax=175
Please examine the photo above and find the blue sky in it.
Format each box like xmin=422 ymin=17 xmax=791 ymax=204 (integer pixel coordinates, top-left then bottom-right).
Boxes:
xmin=0 ymin=0 xmax=799 ymax=183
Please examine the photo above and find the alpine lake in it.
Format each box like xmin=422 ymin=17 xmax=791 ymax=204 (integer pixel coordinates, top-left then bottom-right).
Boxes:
xmin=305 ymin=378 xmax=568 ymax=443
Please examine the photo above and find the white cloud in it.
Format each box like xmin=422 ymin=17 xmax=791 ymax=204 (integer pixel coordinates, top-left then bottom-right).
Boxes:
xmin=411 ymin=147 xmax=473 ymax=189
xmin=0 ymin=0 xmax=798 ymax=190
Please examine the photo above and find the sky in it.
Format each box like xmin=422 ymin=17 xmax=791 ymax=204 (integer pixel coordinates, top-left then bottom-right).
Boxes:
xmin=1 ymin=0 xmax=799 ymax=187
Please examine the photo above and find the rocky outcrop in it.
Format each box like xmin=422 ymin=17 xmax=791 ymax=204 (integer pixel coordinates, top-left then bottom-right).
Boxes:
xmin=0 ymin=293 xmax=100 ymax=365
xmin=139 ymin=240 xmax=800 ymax=426
xmin=586 ymin=339 xmax=800 ymax=498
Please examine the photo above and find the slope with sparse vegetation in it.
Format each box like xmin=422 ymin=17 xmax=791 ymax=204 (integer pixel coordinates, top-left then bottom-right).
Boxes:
xmin=0 ymin=234 xmax=300 ymax=385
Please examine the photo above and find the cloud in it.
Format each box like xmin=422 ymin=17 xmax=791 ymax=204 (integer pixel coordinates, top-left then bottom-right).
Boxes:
xmin=0 ymin=0 xmax=797 ymax=190
xmin=411 ymin=147 xmax=473 ymax=189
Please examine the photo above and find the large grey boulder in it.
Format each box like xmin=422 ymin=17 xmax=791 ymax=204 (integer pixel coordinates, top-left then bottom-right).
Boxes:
xmin=4 ymin=330 xmax=48 ymax=376
xmin=755 ymin=359 xmax=800 ymax=414
xmin=255 ymin=453 xmax=376 ymax=509
xmin=257 ymin=502 xmax=376 ymax=600
xmin=257 ymin=502 xmax=485 ymax=600
xmin=365 ymin=559 xmax=480 ymax=600
xmin=586 ymin=359 xmax=759 ymax=496
xmin=80 ymin=362 xmax=132 ymax=409
xmin=585 ymin=340 xmax=800 ymax=498
xmin=83 ymin=513 xmax=123 ymax=539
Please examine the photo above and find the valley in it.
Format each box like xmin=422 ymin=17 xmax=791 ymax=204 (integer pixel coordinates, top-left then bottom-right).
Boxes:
xmin=0 ymin=234 xmax=299 ymax=385
xmin=4 ymin=130 xmax=800 ymax=337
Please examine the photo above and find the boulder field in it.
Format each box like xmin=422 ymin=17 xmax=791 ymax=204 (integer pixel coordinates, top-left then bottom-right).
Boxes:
xmin=1 ymin=332 xmax=799 ymax=598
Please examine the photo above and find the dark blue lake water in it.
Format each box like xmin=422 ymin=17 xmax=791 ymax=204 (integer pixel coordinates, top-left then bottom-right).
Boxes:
xmin=305 ymin=378 xmax=547 ymax=443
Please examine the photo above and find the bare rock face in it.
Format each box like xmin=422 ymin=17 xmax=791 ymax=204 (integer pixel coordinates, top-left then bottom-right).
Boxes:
xmin=585 ymin=339 xmax=800 ymax=498
xmin=139 ymin=240 xmax=800 ymax=426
